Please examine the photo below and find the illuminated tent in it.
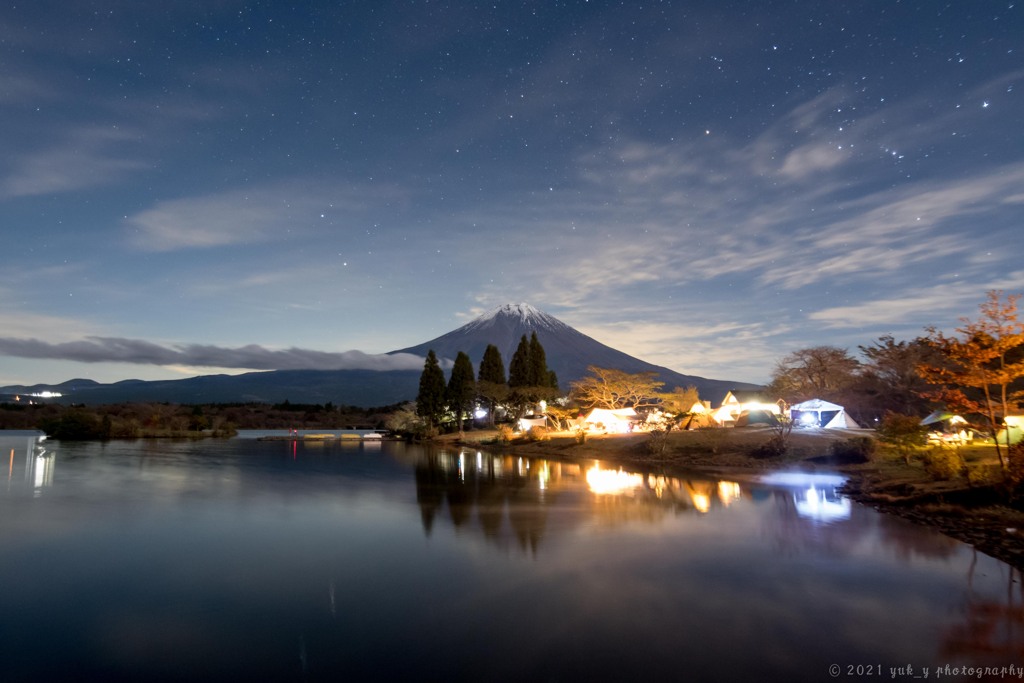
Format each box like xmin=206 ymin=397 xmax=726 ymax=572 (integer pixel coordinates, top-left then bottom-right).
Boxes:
xmin=996 ymin=415 xmax=1024 ymax=445
xmin=712 ymin=391 xmax=782 ymax=426
xmin=734 ymin=409 xmax=779 ymax=427
xmin=518 ymin=415 xmax=548 ymax=431
xmin=789 ymin=399 xmax=861 ymax=429
xmin=920 ymin=411 xmax=966 ymax=427
xmin=584 ymin=407 xmax=638 ymax=433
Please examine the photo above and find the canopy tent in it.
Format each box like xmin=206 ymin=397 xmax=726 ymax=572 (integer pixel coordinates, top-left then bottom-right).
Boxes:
xmin=712 ymin=391 xmax=782 ymax=426
xmin=584 ymin=407 xmax=638 ymax=433
xmin=518 ymin=415 xmax=548 ymax=431
xmin=789 ymin=399 xmax=861 ymax=429
xmin=920 ymin=411 xmax=967 ymax=427
xmin=734 ymin=409 xmax=779 ymax=427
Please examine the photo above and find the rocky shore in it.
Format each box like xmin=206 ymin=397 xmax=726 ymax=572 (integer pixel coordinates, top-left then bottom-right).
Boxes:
xmin=445 ymin=426 xmax=1024 ymax=572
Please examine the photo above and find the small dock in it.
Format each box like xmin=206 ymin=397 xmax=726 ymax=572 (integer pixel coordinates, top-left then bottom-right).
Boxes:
xmin=258 ymin=432 xmax=387 ymax=441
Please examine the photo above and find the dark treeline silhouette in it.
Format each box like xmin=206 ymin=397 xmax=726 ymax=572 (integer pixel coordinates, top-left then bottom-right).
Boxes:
xmin=0 ymin=401 xmax=405 ymax=439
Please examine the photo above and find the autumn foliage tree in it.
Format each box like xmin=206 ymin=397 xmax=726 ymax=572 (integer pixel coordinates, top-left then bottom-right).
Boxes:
xmin=570 ymin=366 xmax=665 ymax=410
xmin=918 ymin=290 xmax=1024 ymax=471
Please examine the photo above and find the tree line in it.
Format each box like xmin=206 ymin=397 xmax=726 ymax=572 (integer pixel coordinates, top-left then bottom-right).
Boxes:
xmin=413 ymin=332 xmax=560 ymax=436
xmin=0 ymin=401 xmax=406 ymax=439
xmin=408 ymin=330 xmax=704 ymax=438
xmin=767 ymin=290 xmax=1024 ymax=470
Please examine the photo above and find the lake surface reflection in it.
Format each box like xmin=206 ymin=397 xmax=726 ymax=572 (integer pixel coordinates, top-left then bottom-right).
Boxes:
xmin=1 ymin=433 xmax=1023 ymax=682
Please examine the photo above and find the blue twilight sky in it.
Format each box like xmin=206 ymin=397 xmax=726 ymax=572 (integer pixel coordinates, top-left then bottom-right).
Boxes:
xmin=1 ymin=1 xmax=1022 ymax=387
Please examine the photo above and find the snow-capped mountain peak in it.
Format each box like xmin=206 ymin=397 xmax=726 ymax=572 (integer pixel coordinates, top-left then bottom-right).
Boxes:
xmin=467 ymin=303 xmax=567 ymax=332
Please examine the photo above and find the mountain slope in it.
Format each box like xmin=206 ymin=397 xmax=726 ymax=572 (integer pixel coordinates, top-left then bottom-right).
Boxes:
xmin=393 ymin=303 xmax=759 ymax=404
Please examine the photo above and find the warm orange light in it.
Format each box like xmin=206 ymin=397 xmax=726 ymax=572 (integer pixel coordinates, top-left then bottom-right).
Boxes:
xmin=717 ymin=481 xmax=741 ymax=505
xmin=586 ymin=465 xmax=643 ymax=495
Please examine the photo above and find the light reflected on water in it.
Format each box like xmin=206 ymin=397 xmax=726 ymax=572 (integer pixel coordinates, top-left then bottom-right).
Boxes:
xmin=2 ymin=434 xmax=1024 ymax=681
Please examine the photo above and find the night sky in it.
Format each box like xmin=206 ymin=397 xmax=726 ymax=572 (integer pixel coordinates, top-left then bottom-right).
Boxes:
xmin=1 ymin=1 xmax=1021 ymax=387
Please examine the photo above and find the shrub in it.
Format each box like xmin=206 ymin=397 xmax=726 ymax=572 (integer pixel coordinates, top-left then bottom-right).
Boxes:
xmin=497 ymin=425 xmax=514 ymax=443
xmin=751 ymin=434 xmax=788 ymax=459
xmin=646 ymin=428 xmax=669 ymax=455
xmin=923 ymin=444 xmax=967 ymax=481
xmin=526 ymin=426 xmax=549 ymax=442
xmin=876 ymin=413 xmax=928 ymax=464
xmin=574 ymin=427 xmax=587 ymax=444
xmin=39 ymin=410 xmax=105 ymax=440
xmin=1005 ymin=443 xmax=1024 ymax=491
xmin=828 ymin=436 xmax=877 ymax=463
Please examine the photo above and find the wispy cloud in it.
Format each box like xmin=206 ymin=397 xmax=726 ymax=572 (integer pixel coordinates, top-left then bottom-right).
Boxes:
xmin=0 ymin=336 xmax=425 ymax=372
xmin=0 ymin=125 xmax=148 ymax=199
xmin=809 ymin=272 xmax=1024 ymax=329
xmin=127 ymin=183 xmax=355 ymax=251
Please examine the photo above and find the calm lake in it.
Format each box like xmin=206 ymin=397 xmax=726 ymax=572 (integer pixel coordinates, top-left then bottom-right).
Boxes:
xmin=2 ymin=431 xmax=1022 ymax=682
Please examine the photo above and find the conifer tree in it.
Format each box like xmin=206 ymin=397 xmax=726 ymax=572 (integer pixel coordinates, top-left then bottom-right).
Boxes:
xmin=447 ymin=351 xmax=476 ymax=436
xmin=477 ymin=344 xmax=507 ymax=426
xmin=507 ymin=332 xmax=559 ymax=418
xmin=416 ymin=350 xmax=446 ymax=431
xmin=528 ymin=332 xmax=548 ymax=387
xmin=508 ymin=335 xmax=532 ymax=389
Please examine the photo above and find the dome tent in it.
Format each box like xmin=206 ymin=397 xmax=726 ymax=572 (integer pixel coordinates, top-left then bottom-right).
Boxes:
xmin=789 ymin=399 xmax=861 ymax=429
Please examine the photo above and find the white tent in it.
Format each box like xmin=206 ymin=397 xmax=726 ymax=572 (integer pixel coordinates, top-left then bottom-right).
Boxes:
xmin=518 ymin=415 xmax=548 ymax=431
xmin=790 ymin=399 xmax=861 ymax=429
xmin=584 ymin=407 xmax=638 ymax=433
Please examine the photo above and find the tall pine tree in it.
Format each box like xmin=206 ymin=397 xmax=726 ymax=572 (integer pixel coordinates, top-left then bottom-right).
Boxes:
xmin=477 ymin=344 xmax=507 ymax=426
xmin=528 ymin=332 xmax=547 ymax=387
xmin=416 ymin=350 xmax=446 ymax=431
xmin=507 ymin=332 xmax=559 ymax=418
xmin=508 ymin=335 xmax=531 ymax=389
xmin=447 ymin=351 xmax=476 ymax=436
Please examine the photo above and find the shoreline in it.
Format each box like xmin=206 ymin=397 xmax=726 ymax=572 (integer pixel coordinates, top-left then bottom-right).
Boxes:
xmin=443 ymin=427 xmax=1024 ymax=572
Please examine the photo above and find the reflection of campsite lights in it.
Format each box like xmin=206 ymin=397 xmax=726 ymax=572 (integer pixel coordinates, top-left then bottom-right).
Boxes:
xmin=476 ymin=451 xmax=483 ymax=472
xmin=648 ymin=475 xmax=669 ymax=498
xmin=691 ymin=493 xmax=711 ymax=513
xmin=795 ymin=486 xmax=851 ymax=522
xmin=538 ymin=463 xmax=549 ymax=491
xmin=518 ymin=457 xmax=527 ymax=476
xmin=717 ymin=481 xmax=741 ymax=505
xmin=586 ymin=465 xmax=644 ymax=495
xmin=33 ymin=453 xmax=53 ymax=493
xmin=458 ymin=452 xmax=465 ymax=481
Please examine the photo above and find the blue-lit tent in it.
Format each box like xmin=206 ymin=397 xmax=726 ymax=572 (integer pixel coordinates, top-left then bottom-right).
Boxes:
xmin=790 ymin=399 xmax=861 ymax=429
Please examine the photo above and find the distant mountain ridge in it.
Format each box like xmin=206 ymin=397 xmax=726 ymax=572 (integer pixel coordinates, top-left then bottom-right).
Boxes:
xmin=1 ymin=304 xmax=760 ymax=406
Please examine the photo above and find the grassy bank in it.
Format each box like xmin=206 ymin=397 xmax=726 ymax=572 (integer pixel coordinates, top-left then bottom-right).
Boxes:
xmin=442 ymin=426 xmax=1024 ymax=571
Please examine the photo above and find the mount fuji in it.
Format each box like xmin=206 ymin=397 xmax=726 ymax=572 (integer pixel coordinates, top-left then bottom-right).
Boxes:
xmin=392 ymin=303 xmax=756 ymax=403
xmin=3 ymin=303 xmax=760 ymax=406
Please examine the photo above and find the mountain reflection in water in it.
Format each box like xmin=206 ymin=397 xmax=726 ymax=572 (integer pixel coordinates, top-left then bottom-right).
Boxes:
xmin=3 ymin=435 xmax=1024 ymax=681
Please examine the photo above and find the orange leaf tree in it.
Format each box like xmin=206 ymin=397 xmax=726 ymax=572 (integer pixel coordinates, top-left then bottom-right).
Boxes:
xmin=918 ymin=290 xmax=1024 ymax=470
